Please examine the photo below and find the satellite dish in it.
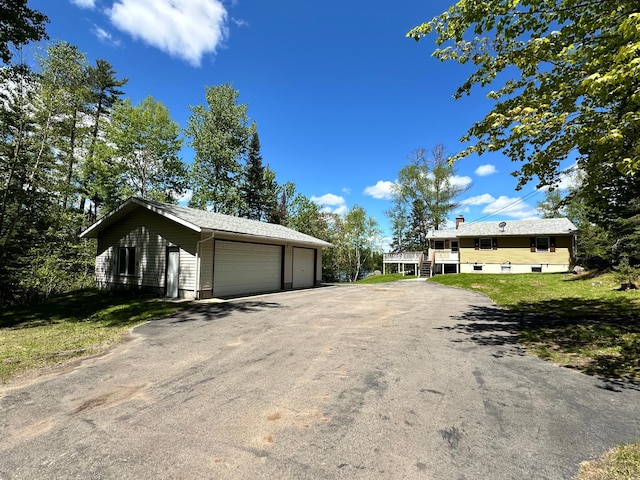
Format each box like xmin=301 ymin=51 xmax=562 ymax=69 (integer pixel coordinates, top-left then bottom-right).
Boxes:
xmin=498 ymin=221 xmax=507 ymax=231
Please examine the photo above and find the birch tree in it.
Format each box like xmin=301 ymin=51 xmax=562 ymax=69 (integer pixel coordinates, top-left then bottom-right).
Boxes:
xmin=98 ymin=96 xmax=186 ymax=209
xmin=390 ymin=146 xmax=469 ymax=251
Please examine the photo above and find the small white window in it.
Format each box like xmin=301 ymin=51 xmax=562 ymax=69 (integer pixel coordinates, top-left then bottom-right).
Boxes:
xmin=473 ymin=265 xmax=483 ymax=271
xmin=501 ymin=265 xmax=511 ymax=273
xmin=536 ymin=237 xmax=549 ymax=251
xmin=479 ymin=238 xmax=492 ymax=250
xmin=531 ymin=266 xmax=542 ymax=273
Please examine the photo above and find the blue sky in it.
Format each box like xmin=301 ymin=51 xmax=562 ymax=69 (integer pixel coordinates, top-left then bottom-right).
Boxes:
xmin=29 ymin=0 xmax=563 ymax=244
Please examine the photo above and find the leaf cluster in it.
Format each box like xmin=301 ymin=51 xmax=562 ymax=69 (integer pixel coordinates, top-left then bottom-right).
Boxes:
xmin=409 ymin=0 xmax=640 ymax=189
xmin=0 ymin=0 xmax=48 ymax=65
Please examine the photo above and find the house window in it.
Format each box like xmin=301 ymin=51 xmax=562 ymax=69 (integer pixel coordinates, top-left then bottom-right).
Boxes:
xmin=501 ymin=265 xmax=511 ymax=273
xmin=536 ymin=237 xmax=549 ymax=252
xmin=118 ymin=247 xmax=136 ymax=275
xmin=451 ymin=241 xmax=459 ymax=252
xmin=473 ymin=265 xmax=483 ymax=271
xmin=531 ymin=266 xmax=542 ymax=273
xmin=479 ymin=238 xmax=493 ymax=250
xmin=434 ymin=240 xmax=445 ymax=250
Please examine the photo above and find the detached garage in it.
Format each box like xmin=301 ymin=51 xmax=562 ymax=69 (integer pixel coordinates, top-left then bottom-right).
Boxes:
xmin=79 ymin=197 xmax=333 ymax=299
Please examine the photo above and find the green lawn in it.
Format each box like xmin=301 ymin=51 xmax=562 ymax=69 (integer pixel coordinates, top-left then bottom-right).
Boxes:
xmin=428 ymin=272 xmax=640 ymax=380
xmin=0 ymin=290 xmax=188 ymax=383
xmin=576 ymin=442 xmax=640 ymax=479
xmin=356 ymin=273 xmax=417 ymax=284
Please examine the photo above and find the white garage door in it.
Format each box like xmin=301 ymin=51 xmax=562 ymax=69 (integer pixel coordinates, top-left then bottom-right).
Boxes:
xmin=292 ymin=247 xmax=315 ymax=289
xmin=214 ymin=241 xmax=282 ymax=297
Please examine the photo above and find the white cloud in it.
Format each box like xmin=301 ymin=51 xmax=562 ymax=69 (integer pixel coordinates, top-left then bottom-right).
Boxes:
xmin=331 ymin=205 xmax=349 ymax=215
xmin=108 ymin=0 xmax=228 ymax=67
xmin=311 ymin=193 xmax=344 ymax=206
xmin=481 ymin=195 xmax=538 ymax=219
xmin=71 ymin=0 xmax=96 ymax=8
xmin=460 ymin=193 xmax=495 ymax=206
xmin=452 ymin=175 xmax=473 ymax=188
xmin=363 ymin=180 xmax=395 ymax=200
xmin=311 ymin=193 xmax=347 ymax=215
xmin=93 ymin=26 xmax=121 ymax=46
xmin=538 ymin=165 xmax=581 ymax=192
xmin=232 ymin=18 xmax=249 ymax=27
xmin=475 ymin=164 xmax=497 ymax=176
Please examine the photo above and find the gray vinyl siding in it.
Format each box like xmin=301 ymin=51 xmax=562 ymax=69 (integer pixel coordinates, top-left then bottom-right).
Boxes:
xmin=315 ymin=249 xmax=323 ymax=284
xmin=283 ymin=245 xmax=293 ymax=289
xmin=199 ymin=234 xmax=214 ymax=292
xmin=94 ymin=208 xmax=198 ymax=294
xmin=178 ymin=247 xmax=195 ymax=294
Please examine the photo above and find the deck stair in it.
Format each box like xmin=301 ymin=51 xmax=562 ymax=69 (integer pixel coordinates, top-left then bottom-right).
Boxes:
xmin=420 ymin=261 xmax=431 ymax=278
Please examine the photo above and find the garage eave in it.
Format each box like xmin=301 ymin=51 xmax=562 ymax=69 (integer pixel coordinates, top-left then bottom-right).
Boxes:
xmin=212 ymin=230 xmax=333 ymax=249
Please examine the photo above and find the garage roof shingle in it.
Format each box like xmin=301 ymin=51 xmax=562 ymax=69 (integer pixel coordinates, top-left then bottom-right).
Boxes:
xmin=80 ymin=197 xmax=333 ymax=248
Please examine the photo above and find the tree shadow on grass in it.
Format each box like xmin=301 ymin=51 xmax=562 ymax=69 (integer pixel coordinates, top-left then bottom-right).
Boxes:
xmin=0 ymin=290 xmax=186 ymax=329
xmin=443 ymin=296 xmax=640 ymax=391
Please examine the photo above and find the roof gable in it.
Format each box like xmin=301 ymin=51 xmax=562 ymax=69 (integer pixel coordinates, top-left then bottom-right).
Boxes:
xmin=80 ymin=197 xmax=333 ymax=248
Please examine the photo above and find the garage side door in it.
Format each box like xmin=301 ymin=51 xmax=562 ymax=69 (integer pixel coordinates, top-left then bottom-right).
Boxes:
xmin=292 ymin=247 xmax=315 ymax=289
xmin=214 ymin=241 xmax=282 ymax=297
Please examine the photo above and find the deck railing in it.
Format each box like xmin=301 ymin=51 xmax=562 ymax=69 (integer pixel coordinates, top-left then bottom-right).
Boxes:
xmin=382 ymin=251 xmax=427 ymax=276
xmin=383 ymin=251 xmax=423 ymax=263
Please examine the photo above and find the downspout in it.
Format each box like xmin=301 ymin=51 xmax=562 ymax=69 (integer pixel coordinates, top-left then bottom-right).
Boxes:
xmin=194 ymin=232 xmax=215 ymax=300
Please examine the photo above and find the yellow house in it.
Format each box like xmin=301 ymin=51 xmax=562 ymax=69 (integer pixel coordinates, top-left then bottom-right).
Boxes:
xmin=426 ymin=216 xmax=577 ymax=274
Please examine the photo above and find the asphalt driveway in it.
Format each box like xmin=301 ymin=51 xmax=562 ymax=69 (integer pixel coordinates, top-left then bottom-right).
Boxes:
xmin=1 ymin=281 xmax=639 ymax=479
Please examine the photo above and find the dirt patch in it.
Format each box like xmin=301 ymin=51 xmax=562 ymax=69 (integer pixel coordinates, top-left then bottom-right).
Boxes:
xmin=73 ymin=383 xmax=149 ymax=414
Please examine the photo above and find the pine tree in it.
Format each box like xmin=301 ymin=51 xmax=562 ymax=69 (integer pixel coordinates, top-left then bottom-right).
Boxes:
xmin=82 ymin=59 xmax=127 ymax=220
xmin=242 ymin=128 xmax=266 ymax=220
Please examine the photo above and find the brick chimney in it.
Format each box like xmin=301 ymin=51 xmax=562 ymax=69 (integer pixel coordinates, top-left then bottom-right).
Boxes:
xmin=455 ymin=215 xmax=465 ymax=229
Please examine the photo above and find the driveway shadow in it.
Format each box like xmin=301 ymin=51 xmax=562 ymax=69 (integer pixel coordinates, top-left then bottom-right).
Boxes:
xmin=437 ymin=304 xmax=525 ymax=353
xmin=166 ymin=300 xmax=283 ymax=323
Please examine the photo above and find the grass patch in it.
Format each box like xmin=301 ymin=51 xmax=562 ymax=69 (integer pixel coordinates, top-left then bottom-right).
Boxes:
xmin=576 ymin=442 xmax=640 ymax=479
xmin=356 ymin=273 xmax=418 ymax=284
xmin=429 ymin=273 xmax=640 ymax=380
xmin=0 ymin=290 xmax=188 ymax=383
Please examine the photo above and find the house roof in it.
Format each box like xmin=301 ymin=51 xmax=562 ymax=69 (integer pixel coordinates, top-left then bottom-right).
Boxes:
xmin=425 ymin=229 xmax=458 ymax=239
xmin=455 ymin=217 xmax=578 ymax=237
xmin=79 ymin=197 xmax=333 ymax=248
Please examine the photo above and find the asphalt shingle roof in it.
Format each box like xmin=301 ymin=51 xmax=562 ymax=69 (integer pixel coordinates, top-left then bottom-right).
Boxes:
xmin=80 ymin=197 xmax=333 ymax=248
xmin=425 ymin=229 xmax=458 ymax=238
xmin=455 ymin=218 xmax=577 ymax=237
